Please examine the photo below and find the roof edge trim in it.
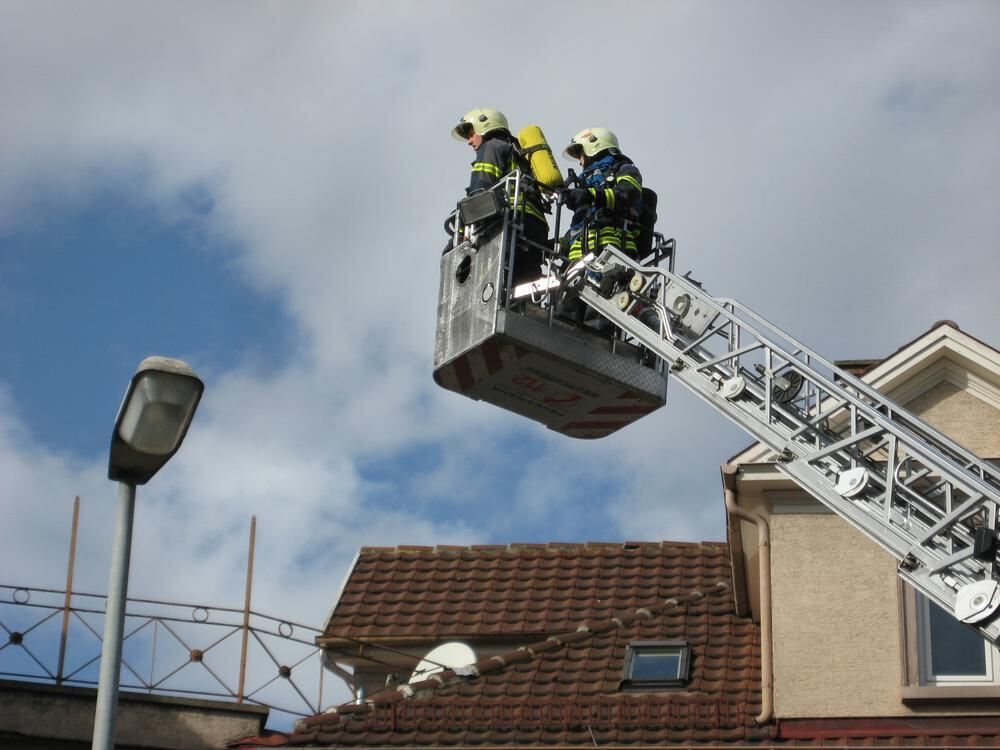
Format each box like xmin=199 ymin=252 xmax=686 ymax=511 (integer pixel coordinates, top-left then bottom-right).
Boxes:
xmin=322 ymin=547 xmax=362 ymax=633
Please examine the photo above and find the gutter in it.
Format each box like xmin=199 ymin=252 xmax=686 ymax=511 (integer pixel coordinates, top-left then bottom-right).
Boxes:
xmin=722 ymin=463 xmax=773 ymax=726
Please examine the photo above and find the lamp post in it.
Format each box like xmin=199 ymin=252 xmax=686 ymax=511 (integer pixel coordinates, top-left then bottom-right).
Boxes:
xmin=92 ymin=357 xmax=203 ymax=750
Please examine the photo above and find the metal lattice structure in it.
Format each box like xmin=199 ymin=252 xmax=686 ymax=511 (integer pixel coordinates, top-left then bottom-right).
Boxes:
xmin=0 ymin=583 xmax=326 ymax=720
xmin=568 ymin=244 xmax=1000 ymax=643
xmin=432 ymin=169 xmax=998 ymax=641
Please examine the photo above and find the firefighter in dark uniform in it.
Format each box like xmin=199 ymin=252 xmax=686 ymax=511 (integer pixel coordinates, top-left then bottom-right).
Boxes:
xmin=560 ymin=128 xmax=642 ymax=262
xmin=451 ymin=108 xmax=549 ymax=289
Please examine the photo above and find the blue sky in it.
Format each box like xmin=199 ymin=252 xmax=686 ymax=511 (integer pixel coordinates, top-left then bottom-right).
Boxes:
xmin=1 ymin=176 xmax=296 ymax=458
xmin=1 ymin=0 xmax=998 ymax=728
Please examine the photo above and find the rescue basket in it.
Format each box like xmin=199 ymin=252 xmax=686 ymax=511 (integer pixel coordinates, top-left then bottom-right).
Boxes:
xmin=434 ymin=220 xmax=667 ymax=439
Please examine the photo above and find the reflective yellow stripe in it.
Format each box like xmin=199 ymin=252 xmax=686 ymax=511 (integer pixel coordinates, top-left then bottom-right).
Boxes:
xmin=508 ymin=193 xmax=547 ymax=224
xmin=568 ymin=226 xmax=637 ymax=259
xmin=472 ymin=162 xmax=502 ymax=177
xmin=522 ymin=202 xmax=547 ymax=223
xmin=616 ymin=174 xmax=641 ymax=192
xmin=605 ymin=189 xmax=615 ymax=210
xmin=511 ymin=198 xmax=546 ymax=223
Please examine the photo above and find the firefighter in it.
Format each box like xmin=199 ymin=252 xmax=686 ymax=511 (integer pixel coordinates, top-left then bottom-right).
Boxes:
xmin=561 ymin=128 xmax=643 ymax=262
xmin=451 ymin=108 xmax=548 ymax=289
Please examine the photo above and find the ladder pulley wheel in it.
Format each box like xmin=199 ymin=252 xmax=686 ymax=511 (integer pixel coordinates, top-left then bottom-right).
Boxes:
xmin=835 ymin=467 xmax=869 ymax=498
xmin=721 ymin=376 xmax=746 ymax=400
xmin=772 ymin=370 xmax=805 ymax=405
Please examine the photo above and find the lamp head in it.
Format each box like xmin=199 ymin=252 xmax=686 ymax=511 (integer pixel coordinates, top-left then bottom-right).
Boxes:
xmin=108 ymin=357 xmax=203 ymax=485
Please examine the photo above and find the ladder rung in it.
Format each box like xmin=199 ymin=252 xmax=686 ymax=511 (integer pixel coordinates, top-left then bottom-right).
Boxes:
xmin=802 ymin=425 xmax=883 ymax=463
xmin=694 ymin=342 xmax=763 ymax=373
xmin=574 ymin=246 xmax=1000 ymax=643
xmin=915 ymin=493 xmax=987 ymax=546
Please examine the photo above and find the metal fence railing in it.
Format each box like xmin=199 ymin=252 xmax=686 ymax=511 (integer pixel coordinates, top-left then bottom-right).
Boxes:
xmin=1 ymin=506 xmax=331 ymax=727
xmin=0 ymin=582 xmax=327 ymax=721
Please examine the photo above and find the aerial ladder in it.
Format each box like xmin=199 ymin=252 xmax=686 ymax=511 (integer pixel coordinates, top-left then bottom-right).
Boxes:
xmin=434 ymin=172 xmax=1000 ymax=644
xmin=558 ymin=243 xmax=1000 ymax=644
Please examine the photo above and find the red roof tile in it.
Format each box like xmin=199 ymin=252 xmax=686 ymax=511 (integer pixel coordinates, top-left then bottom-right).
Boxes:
xmin=284 ymin=543 xmax=765 ymax=746
xmin=225 ymin=542 xmax=1000 ymax=749
xmin=323 ymin=542 xmax=735 ymax=643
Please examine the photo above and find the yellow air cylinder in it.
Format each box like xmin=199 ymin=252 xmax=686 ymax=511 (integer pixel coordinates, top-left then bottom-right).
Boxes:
xmin=518 ymin=125 xmax=564 ymax=188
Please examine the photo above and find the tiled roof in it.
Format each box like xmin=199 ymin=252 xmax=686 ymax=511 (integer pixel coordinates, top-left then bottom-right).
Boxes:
xmin=323 ymin=542 xmax=739 ymax=641
xmin=227 ymin=542 xmax=1000 ymax=748
xmin=291 ymin=542 xmax=769 ymax=746
xmin=833 ymin=358 xmax=880 ymax=377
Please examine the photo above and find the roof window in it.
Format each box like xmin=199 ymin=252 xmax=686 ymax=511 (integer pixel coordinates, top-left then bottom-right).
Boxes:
xmin=620 ymin=640 xmax=691 ymax=690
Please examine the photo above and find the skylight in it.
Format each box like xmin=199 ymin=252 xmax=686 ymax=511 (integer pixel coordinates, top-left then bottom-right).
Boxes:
xmin=620 ymin=640 xmax=691 ymax=690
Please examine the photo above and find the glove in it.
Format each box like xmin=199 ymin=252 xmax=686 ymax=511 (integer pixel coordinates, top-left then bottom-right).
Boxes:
xmin=563 ymin=188 xmax=592 ymax=210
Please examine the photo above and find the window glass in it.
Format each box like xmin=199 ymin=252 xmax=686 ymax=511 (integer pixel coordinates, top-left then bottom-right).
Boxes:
xmin=631 ymin=650 xmax=681 ymax=681
xmin=621 ymin=641 xmax=690 ymax=689
xmin=927 ymin=599 xmax=988 ymax=678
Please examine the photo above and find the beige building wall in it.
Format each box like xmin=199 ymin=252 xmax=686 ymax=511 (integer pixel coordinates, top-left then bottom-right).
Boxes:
xmin=734 ymin=326 xmax=1000 ymax=719
xmin=770 ymin=511 xmax=905 ymax=717
xmin=766 ymin=374 xmax=1000 ymax=717
xmin=904 ymin=379 xmax=1000 ymax=458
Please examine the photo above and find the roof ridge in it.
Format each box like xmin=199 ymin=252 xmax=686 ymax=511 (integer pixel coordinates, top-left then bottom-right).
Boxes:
xmin=357 ymin=540 xmax=729 ymax=555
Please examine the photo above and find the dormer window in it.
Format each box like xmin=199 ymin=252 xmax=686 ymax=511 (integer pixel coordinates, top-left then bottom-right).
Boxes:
xmin=620 ymin=640 xmax=691 ymax=690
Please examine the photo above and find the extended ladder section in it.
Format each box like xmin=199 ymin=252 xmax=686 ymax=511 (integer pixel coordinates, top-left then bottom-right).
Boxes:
xmin=569 ymin=246 xmax=1000 ymax=643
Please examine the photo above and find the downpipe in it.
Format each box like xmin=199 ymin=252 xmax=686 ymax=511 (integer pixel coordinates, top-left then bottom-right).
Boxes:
xmin=320 ymin=650 xmax=365 ymax=705
xmin=722 ymin=464 xmax=773 ymax=726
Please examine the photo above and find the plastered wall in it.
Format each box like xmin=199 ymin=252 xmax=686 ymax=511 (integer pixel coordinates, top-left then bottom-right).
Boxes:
xmin=770 ymin=508 xmax=1000 ymax=717
xmin=770 ymin=512 xmax=905 ymax=716
xmin=769 ymin=377 xmax=999 ymax=716
xmin=904 ymin=379 xmax=1000 ymax=458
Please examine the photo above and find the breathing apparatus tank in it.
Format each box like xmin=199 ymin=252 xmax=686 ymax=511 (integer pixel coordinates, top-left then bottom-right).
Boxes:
xmin=517 ymin=125 xmax=563 ymax=189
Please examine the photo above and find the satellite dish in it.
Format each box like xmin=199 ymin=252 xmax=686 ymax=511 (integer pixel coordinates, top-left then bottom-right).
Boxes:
xmin=408 ymin=641 xmax=477 ymax=684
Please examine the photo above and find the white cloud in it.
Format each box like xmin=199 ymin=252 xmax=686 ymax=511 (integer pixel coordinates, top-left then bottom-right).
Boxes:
xmin=0 ymin=0 xmax=997 ymax=724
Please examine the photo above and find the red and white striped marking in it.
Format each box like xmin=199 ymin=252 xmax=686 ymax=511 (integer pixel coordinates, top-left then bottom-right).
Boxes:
xmin=435 ymin=341 xmax=663 ymax=439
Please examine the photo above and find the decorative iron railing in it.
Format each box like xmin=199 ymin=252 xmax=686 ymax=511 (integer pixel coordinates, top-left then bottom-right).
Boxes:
xmin=0 ymin=582 xmax=327 ymax=723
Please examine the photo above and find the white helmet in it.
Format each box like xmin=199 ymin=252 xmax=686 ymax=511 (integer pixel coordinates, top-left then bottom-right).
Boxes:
xmin=562 ymin=128 xmax=620 ymax=160
xmin=451 ymin=108 xmax=510 ymax=141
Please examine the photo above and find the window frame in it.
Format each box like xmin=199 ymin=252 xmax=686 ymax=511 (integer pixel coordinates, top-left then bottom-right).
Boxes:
xmin=915 ymin=590 xmax=998 ymax=685
xmin=619 ymin=640 xmax=691 ymax=691
xmin=899 ymin=581 xmax=1000 ymax=701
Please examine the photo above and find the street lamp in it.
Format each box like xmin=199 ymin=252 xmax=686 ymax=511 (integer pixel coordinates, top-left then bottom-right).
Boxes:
xmin=93 ymin=357 xmax=203 ymax=750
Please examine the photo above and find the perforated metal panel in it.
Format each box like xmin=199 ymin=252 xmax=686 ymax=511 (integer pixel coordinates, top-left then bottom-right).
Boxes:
xmin=435 ymin=231 xmax=503 ymax=368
